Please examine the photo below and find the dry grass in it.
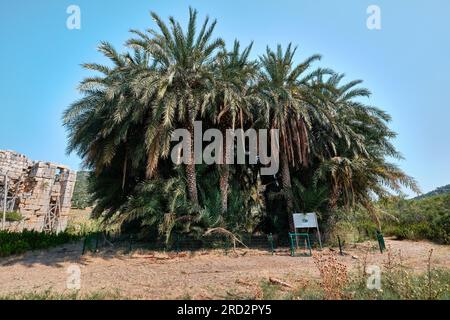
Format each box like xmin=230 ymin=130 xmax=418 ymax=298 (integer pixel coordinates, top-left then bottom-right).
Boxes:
xmin=0 ymin=239 xmax=448 ymax=300
xmin=313 ymin=252 xmax=349 ymax=300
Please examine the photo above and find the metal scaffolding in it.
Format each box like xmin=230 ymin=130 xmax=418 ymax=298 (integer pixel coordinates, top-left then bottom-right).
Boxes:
xmin=0 ymin=172 xmax=25 ymax=230
xmin=42 ymin=194 xmax=61 ymax=233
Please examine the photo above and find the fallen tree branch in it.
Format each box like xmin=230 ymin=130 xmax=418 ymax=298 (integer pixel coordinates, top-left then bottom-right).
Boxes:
xmin=203 ymin=227 xmax=249 ymax=251
xmin=269 ymin=277 xmax=293 ymax=289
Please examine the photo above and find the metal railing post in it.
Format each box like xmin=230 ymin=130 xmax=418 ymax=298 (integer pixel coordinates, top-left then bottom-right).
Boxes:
xmin=2 ymin=174 xmax=8 ymax=231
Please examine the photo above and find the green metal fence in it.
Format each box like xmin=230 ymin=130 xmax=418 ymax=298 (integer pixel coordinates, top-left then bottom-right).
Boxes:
xmin=80 ymin=230 xmax=380 ymax=256
xmin=81 ymin=232 xmax=291 ymax=256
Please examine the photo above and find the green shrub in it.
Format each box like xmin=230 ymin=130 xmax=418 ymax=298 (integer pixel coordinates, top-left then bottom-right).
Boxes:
xmin=360 ymin=194 xmax=450 ymax=244
xmin=323 ymin=208 xmax=379 ymax=246
xmin=0 ymin=289 xmax=122 ymax=300
xmin=348 ymin=260 xmax=450 ymax=300
xmin=255 ymin=258 xmax=450 ymax=300
xmin=0 ymin=230 xmax=80 ymax=257
xmin=71 ymin=171 xmax=94 ymax=209
xmin=3 ymin=211 xmax=23 ymax=222
xmin=65 ymin=215 xmax=104 ymax=237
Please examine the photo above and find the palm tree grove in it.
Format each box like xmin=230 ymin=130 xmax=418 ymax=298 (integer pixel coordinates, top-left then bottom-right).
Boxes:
xmin=64 ymin=8 xmax=419 ymax=241
xmin=1 ymin=4 xmax=449 ymax=302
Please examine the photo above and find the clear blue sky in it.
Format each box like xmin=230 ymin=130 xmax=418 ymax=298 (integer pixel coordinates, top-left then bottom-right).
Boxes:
xmin=1 ymin=0 xmax=449 ymax=196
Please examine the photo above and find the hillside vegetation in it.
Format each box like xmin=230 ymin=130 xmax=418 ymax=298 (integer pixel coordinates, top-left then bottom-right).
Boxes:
xmin=71 ymin=171 xmax=93 ymax=209
xmin=380 ymin=193 xmax=450 ymax=244
xmin=415 ymin=184 xmax=450 ymax=200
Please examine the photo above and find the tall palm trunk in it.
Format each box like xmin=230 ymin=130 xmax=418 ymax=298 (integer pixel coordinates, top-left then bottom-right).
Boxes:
xmin=218 ymin=114 xmax=233 ymax=214
xmin=219 ymin=166 xmax=229 ymax=214
xmin=219 ymin=141 xmax=229 ymax=214
xmin=122 ymin=150 xmax=128 ymax=191
xmin=329 ymin=183 xmax=339 ymax=211
xmin=186 ymin=122 xmax=199 ymax=204
xmin=280 ymin=149 xmax=295 ymax=232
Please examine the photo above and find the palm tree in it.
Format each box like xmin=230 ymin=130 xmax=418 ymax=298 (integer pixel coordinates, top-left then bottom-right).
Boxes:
xmin=63 ymin=44 xmax=158 ymax=221
xmin=257 ymin=44 xmax=326 ymax=231
xmin=64 ymin=43 xmax=150 ymax=187
xmin=127 ymin=8 xmax=225 ymax=205
xmin=312 ymin=75 xmax=420 ymax=230
xmin=209 ymin=40 xmax=258 ymax=213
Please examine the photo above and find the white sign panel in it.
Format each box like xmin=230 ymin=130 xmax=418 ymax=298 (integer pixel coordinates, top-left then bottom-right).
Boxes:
xmin=293 ymin=213 xmax=318 ymax=229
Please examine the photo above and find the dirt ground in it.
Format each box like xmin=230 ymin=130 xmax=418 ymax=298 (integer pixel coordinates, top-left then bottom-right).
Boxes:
xmin=0 ymin=239 xmax=449 ymax=299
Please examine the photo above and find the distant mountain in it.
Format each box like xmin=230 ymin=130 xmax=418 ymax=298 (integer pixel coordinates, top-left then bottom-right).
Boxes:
xmin=415 ymin=184 xmax=450 ymax=200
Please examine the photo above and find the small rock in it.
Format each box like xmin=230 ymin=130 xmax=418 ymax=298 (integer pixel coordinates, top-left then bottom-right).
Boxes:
xmin=352 ymin=255 xmax=358 ymax=259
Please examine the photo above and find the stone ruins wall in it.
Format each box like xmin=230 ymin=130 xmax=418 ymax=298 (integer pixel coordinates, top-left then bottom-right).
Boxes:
xmin=0 ymin=151 xmax=33 ymax=180
xmin=0 ymin=150 xmax=77 ymax=232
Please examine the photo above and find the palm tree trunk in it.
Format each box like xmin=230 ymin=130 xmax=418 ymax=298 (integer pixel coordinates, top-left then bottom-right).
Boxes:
xmin=219 ymin=121 xmax=232 ymax=214
xmin=186 ymin=123 xmax=199 ymax=204
xmin=280 ymin=150 xmax=295 ymax=232
xmin=121 ymin=151 xmax=128 ymax=191
xmin=220 ymin=167 xmax=229 ymax=214
xmin=219 ymin=140 xmax=229 ymax=214
xmin=329 ymin=184 xmax=339 ymax=211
